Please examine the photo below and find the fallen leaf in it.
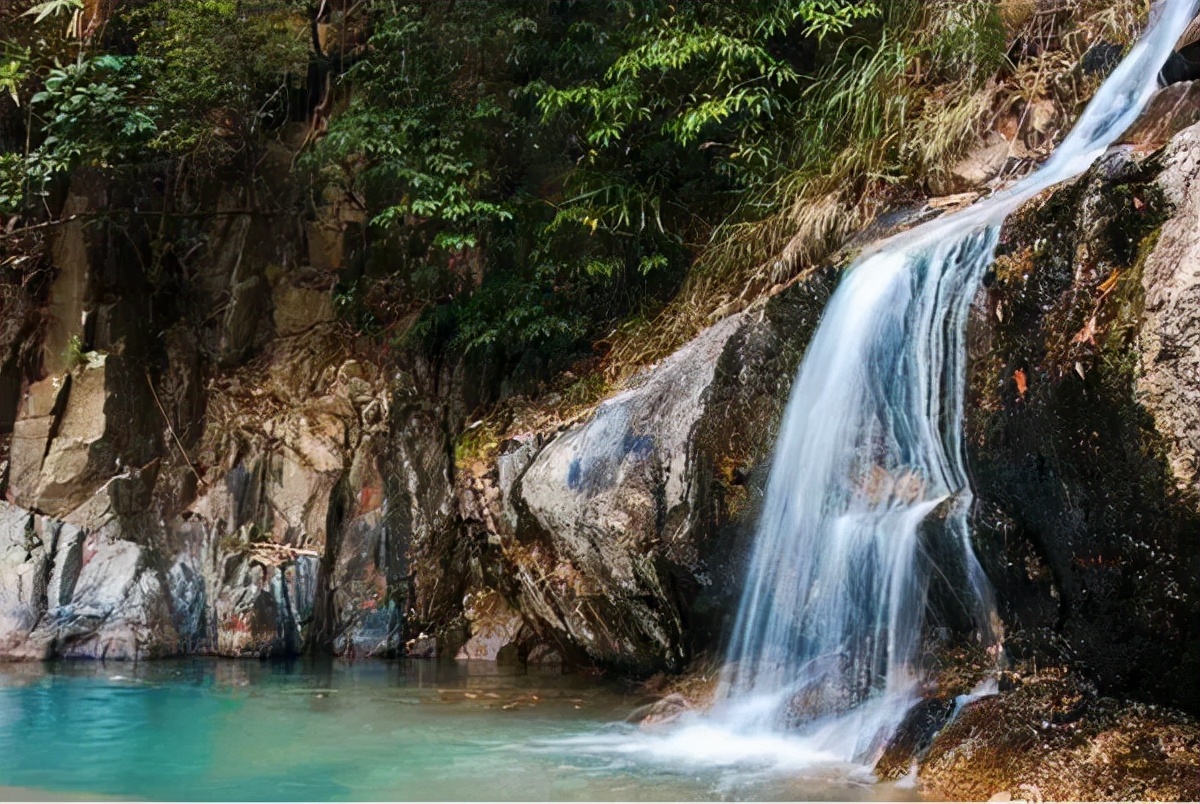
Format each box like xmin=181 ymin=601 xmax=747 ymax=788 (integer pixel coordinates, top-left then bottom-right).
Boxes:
xmin=1133 ymin=196 xmax=1145 ymax=210
xmin=1075 ymin=361 xmax=1086 ymax=380
xmin=1014 ymin=369 xmax=1028 ymax=398
xmin=1072 ymin=315 xmax=1098 ymax=346
xmin=1098 ymin=270 xmax=1120 ymax=296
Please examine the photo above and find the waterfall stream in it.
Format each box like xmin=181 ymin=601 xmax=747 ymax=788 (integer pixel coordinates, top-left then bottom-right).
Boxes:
xmin=709 ymin=0 xmax=1198 ymax=762
xmin=551 ymin=0 xmax=1197 ymax=782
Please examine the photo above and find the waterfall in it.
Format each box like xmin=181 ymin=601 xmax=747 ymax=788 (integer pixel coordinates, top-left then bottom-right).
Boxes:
xmin=712 ymin=0 xmax=1199 ymax=761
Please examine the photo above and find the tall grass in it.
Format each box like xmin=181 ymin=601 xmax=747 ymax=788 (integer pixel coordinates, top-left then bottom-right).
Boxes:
xmin=603 ymin=0 xmax=1155 ymax=379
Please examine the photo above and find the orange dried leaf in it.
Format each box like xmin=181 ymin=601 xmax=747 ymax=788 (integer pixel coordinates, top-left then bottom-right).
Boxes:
xmin=1014 ymin=368 xmax=1028 ymax=397
xmin=1098 ymin=271 xmax=1120 ymax=296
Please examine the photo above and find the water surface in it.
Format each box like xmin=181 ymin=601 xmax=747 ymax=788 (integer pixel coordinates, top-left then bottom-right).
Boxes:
xmin=0 ymin=660 xmax=917 ymax=801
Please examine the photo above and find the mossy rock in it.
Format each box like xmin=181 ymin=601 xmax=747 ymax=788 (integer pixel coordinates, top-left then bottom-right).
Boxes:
xmin=966 ymin=150 xmax=1200 ymax=715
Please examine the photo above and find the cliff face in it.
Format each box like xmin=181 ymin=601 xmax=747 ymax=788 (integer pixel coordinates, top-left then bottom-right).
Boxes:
xmin=1 ymin=91 xmax=1198 ymax=723
xmin=0 ymin=145 xmax=405 ymax=660
xmin=967 ymin=124 xmax=1200 ymax=715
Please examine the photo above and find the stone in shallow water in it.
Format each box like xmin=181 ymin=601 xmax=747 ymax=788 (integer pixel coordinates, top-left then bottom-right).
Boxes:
xmin=874 ymin=697 xmax=956 ymax=781
xmin=455 ymin=588 xmax=522 ymax=662
xmin=632 ymin=692 xmax=695 ymax=727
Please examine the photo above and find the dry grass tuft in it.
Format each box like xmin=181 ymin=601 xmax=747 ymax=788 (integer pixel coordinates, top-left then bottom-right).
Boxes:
xmin=594 ymin=0 xmax=1167 ymax=385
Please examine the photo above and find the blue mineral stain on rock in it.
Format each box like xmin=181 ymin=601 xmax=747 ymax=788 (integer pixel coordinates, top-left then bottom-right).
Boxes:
xmin=622 ymin=433 xmax=654 ymax=460
xmin=565 ymin=426 xmax=656 ymax=495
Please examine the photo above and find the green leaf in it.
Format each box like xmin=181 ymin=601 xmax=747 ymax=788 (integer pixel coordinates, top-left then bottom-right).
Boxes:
xmin=23 ymin=0 xmax=83 ymax=24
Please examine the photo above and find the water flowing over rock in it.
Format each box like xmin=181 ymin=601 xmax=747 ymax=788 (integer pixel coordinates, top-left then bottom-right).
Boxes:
xmin=707 ymin=0 xmax=1199 ymax=761
xmin=0 ymin=17 xmax=1196 ymax=782
xmin=968 ymin=130 xmax=1200 ymax=714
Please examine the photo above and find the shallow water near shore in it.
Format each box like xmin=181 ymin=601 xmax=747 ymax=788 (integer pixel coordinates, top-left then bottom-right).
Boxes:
xmin=0 ymin=659 xmax=920 ymax=801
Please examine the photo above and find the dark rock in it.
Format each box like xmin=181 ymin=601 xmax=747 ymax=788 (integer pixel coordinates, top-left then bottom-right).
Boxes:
xmin=1160 ymin=42 xmax=1200 ymax=86
xmin=875 ymin=697 xmax=956 ymax=781
xmin=968 ymin=126 xmax=1200 ymax=715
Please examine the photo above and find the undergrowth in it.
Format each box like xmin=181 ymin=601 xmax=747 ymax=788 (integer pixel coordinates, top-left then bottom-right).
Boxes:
xmin=602 ymin=0 xmax=1156 ymax=380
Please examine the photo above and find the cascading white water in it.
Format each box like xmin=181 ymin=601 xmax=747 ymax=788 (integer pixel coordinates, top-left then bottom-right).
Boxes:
xmin=709 ymin=0 xmax=1199 ymax=762
xmin=548 ymin=2 xmax=1197 ymax=784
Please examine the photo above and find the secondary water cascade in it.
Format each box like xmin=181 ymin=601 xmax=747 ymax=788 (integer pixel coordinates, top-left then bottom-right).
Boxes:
xmin=708 ymin=0 xmax=1199 ymax=763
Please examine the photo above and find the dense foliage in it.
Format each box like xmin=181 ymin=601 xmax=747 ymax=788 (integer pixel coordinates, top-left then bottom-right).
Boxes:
xmin=0 ymin=0 xmax=1123 ymax=386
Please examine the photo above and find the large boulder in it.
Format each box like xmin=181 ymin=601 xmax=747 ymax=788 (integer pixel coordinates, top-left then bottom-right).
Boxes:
xmin=467 ymin=272 xmax=835 ymax=673
xmin=1 ymin=510 xmax=178 ymax=660
xmin=967 ymin=128 xmax=1200 ymax=714
xmin=1135 ymin=124 xmax=1200 ymax=495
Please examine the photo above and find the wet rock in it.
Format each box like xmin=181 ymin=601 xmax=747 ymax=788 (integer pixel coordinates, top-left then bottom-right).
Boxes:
xmin=1161 ymin=41 xmax=1200 ymax=86
xmin=969 ymin=125 xmax=1200 ymax=714
xmin=626 ymin=692 xmax=694 ymax=727
xmin=1120 ymin=81 xmax=1200 ymax=149
xmin=919 ymin=671 xmax=1200 ymax=801
xmin=874 ymin=697 xmax=956 ymax=781
xmin=782 ymin=675 xmax=858 ymax=728
xmin=455 ymin=588 xmax=523 ymax=661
